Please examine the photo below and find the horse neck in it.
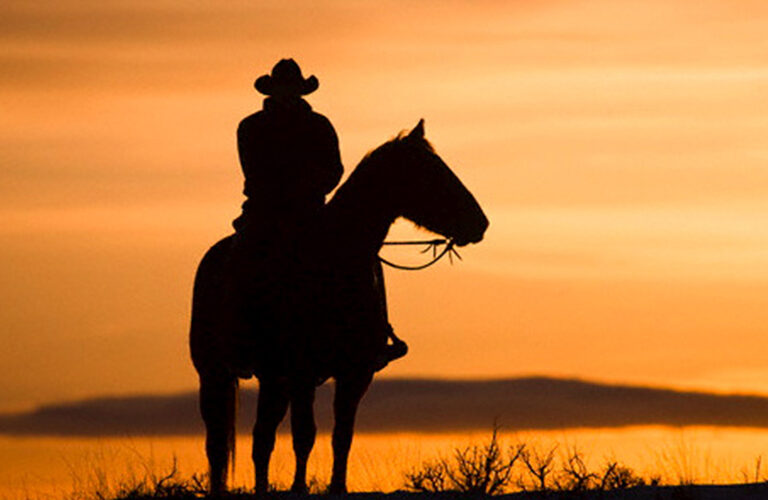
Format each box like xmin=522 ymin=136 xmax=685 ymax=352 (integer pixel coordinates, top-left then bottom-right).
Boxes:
xmin=325 ymin=157 xmax=398 ymax=260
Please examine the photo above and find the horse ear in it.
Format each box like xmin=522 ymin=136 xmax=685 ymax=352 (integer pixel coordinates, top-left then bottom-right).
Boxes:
xmin=408 ymin=118 xmax=425 ymax=139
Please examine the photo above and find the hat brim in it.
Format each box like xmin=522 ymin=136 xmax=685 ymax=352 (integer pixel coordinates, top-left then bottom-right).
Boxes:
xmin=254 ymin=75 xmax=319 ymax=96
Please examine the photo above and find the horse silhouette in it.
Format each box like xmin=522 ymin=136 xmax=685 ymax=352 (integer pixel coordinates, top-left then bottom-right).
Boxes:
xmin=189 ymin=120 xmax=489 ymax=494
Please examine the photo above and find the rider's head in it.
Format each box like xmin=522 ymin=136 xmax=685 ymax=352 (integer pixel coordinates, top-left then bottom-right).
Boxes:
xmin=254 ymin=59 xmax=318 ymax=100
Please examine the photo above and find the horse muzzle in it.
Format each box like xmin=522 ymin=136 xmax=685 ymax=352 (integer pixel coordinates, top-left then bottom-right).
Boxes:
xmin=453 ymin=214 xmax=489 ymax=247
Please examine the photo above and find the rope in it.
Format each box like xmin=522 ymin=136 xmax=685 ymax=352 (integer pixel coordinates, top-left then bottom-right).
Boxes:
xmin=378 ymin=238 xmax=462 ymax=271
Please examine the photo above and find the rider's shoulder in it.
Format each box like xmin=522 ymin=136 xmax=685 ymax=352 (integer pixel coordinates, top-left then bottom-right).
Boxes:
xmin=236 ymin=104 xmax=334 ymax=134
xmin=306 ymin=110 xmax=336 ymax=132
xmin=237 ymin=110 xmax=266 ymax=131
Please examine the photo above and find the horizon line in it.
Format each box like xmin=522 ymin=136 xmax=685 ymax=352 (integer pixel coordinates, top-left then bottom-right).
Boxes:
xmin=4 ymin=376 xmax=768 ymax=437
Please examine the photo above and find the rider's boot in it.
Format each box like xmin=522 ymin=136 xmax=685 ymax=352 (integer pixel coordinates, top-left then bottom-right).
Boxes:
xmin=373 ymin=323 xmax=408 ymax=372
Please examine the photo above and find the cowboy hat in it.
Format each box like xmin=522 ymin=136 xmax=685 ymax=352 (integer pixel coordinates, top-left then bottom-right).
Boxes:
xmin=254 ymin=58 xmax=319 ymax=96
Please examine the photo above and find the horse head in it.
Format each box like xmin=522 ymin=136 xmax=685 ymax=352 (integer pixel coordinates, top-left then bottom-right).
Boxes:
xmin=389 ymin=119 xmax=489 ymax=246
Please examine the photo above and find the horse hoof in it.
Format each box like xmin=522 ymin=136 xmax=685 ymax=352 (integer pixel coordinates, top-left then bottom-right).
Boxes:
xmin=328 ymin=484 xmax=347 ymax=495
xmin=290 ymin=483 xmax=308 ymax=495
xmin=209 ymin=480 xmax=227 ymax=497
xmin=254 ymin=484 xmax=269 ymax=499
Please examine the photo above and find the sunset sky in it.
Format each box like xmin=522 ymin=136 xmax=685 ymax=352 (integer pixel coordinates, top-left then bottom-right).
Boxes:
xmin=3 ymin=0 xmax=768 ymax=412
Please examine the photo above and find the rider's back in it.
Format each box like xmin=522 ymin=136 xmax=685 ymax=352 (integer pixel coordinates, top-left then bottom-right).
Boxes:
xmin=235 ymin=97 xmax=342 ymax=232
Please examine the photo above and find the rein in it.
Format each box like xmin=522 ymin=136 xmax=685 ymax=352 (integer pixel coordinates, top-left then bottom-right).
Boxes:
xmin=378 ymin=239 xmax=462 ymax=271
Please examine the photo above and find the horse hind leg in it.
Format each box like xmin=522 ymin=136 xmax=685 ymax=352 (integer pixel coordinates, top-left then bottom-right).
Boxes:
xmin=199 ymin=372 xmax=238 ymax=494
xmin=329 ymin=371 xmax=374 ymax=494
xmin=289 ymin=382 xmax=317 ymax=493
xmin=252 ymin=378 xmax=290 ymax=495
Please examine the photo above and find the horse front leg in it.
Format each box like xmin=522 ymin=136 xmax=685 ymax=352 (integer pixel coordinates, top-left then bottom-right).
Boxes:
xmin=329 ymin=371 xmax=374 ymax=494
xmin=252 ymin=378 xmax=289 ymax=496
xmin=289 ymin=381 xmax=317 ymax=493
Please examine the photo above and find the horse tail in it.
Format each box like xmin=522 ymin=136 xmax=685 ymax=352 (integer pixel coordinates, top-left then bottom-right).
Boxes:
xmin=225 ymin=377 xmax=238 ymax=486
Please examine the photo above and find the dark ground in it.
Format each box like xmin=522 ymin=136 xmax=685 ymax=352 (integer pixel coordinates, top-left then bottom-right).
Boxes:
xmin=118 ymin=484 xmax=768 ymax=500
xmin=299 ymin=484 xmax=768 ymax=499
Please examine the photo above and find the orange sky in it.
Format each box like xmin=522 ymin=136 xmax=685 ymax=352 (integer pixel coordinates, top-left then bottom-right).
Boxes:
xmin=2 ymin=0 xmax=768 ymax=411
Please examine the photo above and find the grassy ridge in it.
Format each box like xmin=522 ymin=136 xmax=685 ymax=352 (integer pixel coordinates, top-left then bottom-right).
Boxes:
xmin=67 ymin=429 xmax=768 ymax=500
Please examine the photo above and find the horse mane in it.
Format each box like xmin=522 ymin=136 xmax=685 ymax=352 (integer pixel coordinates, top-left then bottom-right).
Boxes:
xmin=323 ymin=130 xmax=437 ymax=246
xmin=331 ymin=131 xmax=438 ymax=205
xmin=324 ymin=130 xmax=440 ymax=245
xmin=357 ymin=131 xmax=436 ymax=167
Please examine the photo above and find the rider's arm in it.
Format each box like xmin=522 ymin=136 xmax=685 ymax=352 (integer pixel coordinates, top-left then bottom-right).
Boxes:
xmin=236 ymin=115 xmax=261 ymax=177
xmin=315 ymin=115 xmax=343 ymax=195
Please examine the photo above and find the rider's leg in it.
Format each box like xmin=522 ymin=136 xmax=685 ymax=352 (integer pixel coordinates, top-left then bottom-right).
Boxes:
xmin=372 ymin=261 xmax=407 ymax=371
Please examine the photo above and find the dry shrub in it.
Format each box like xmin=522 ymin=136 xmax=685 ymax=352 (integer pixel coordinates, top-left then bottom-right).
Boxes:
xmin=406 ymin=429 xmax=656 ymax=496
xmin=405 ymin=426 xmax=524 ymax=495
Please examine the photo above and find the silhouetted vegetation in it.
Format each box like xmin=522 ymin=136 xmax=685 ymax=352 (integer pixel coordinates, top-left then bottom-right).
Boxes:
xmin=67 ymin=457 xmax=207 ymax=500
xmin=405 ymin=428 xmax=665 ymax=495
xmin=405 ymin=426 xmax=525 ymax=494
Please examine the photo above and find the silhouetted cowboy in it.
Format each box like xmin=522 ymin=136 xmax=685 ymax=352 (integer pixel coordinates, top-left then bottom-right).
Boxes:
xmin=224 ymin=59 xmax=406 ymax=377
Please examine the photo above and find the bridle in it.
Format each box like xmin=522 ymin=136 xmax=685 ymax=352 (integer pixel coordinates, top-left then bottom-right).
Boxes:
xmin=378 ymin=239 xmax=462 ymax=271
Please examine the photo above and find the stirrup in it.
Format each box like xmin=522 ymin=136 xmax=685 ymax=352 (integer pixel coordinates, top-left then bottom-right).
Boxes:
xmin=386 ymin=338 xmax=408 ymax=361
xmin=373 ymin=338 xmax=409 ymax=372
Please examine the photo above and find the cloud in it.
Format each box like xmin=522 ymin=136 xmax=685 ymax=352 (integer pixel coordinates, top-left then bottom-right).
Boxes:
xmin=2 ymin=377 xmax=768 ymax=436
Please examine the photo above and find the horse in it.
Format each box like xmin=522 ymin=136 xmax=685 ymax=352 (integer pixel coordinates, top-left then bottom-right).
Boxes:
xmin=189 ymin=119 xmax=488 ymax=495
